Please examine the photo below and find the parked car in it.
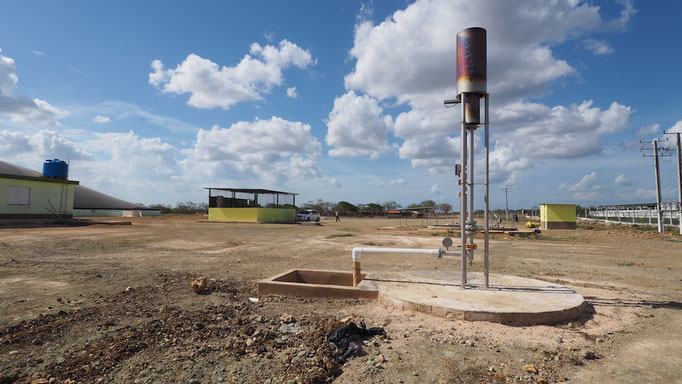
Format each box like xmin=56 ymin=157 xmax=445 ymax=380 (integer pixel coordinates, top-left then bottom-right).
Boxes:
xmin=296 ymin=209 xmax=320 ymax=222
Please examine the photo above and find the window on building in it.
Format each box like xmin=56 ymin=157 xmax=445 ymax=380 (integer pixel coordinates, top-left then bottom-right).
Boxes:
xmin=7 ymin=186 xmax=30 ymax=205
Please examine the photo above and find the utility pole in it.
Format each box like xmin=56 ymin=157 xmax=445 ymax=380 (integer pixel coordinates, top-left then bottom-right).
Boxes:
xmin=664 ymin=130 xmax=682 ymax=234
xmin=641 ymin=139 xmax=670 ymax=233
xmin=501 ymin=186 xmax=512 ymax=221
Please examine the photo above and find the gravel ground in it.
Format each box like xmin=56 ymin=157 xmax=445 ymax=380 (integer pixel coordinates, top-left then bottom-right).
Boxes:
xmin=1 ymin=216 xmax=681 ymax=383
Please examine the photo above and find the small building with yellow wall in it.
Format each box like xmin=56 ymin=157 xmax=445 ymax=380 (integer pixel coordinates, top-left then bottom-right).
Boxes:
xmin=540 ymin=204 xmax=576 ymax=230
xmin=206 ymin=187 xmax=297 ymax=223
xmin=1 ymin=160 xmax=78 ymax=225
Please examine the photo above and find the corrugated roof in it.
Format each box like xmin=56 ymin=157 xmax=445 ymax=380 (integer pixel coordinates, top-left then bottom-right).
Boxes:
xmin=204 ymin=187 xmax=298 ymax=195
xmin=1 ymin=160 xmax=153 ymax=210
xmin=73 ymin=185 xmax=152 ymax=210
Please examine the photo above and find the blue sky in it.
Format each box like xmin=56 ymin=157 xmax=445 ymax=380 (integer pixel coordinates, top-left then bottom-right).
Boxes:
xmin=1 ymin=0 xmax=681 ymax=210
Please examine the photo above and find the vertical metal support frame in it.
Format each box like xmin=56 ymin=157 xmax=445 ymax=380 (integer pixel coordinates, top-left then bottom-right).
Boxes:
xmin=457 ymin=92 xmax=490 ymax=289
xmin=484 ymin=94 xmax=490 ymax=288
xmin=460 ymin=94 xmax=468 ymax=288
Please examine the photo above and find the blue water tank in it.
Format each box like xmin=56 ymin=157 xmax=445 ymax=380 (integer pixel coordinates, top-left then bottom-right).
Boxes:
xmin=43 ymin=159 xmax=69 ymax=178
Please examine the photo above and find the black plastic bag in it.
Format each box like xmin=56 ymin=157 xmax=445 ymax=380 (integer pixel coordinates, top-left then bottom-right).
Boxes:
xmin=327 ymin=321 xmax=386 ymax=363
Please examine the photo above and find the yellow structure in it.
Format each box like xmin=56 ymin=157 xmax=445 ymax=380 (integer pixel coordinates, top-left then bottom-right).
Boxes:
xmin=206 ymin=187 xmax=297 ymax=223
xmin=1 ymin=161 xmax=79 ymax=225
xmin=209 ymin=207 xmax=294 ymax=222
xmin=540 ymin=204 xmax=576 ymax=230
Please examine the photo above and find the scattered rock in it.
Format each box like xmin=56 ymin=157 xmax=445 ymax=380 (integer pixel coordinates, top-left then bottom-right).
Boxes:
xmin=246 ymin=338 xmax=254 ymax=347
xmin=31 ymin=338 xmax=43 ymax=346
xmin=555 ymin=337 xmax=563 ymax=343
xmin=583 ymin=351 xmax=598 ymax=360
xmin=278 ymin=322 xmax=301 ymax=334
xmin=191 ymin=277 xmax=208 ymax=293
xmin=280 ymin=314 xmax=295 ymax=323
xmin=523 ymin=364 xmax=538 ymax=374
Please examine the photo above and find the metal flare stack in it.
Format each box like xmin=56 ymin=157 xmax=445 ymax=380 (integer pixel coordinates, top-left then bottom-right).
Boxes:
xmin=448 ymin=27 xmax=490 ymax=288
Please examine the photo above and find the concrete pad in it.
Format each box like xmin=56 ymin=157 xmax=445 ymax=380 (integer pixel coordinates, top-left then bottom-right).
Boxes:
xmin=356 ymin=271 xmax=585 ymax=325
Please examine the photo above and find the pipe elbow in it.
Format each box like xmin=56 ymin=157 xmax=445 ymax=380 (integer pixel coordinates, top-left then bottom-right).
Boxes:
xmin=352 ymin=247 xmax=362 ymax=262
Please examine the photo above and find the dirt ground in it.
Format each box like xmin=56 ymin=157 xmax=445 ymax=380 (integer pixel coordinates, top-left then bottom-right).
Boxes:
xmin=1 ymin=216 xmax=681 ymax=383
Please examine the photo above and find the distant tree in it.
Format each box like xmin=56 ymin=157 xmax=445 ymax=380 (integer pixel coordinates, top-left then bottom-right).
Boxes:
xmin=302 ymin=199 xmax=335 ymax=215
xmin=382 ymin=201 xmax=401 ymax=211
xmin=174 ymin=201 xmax=208 ymax=214
xmin=408 ymin=200 xmax=436 ymax=209
xmin=365 ymin=203 xmax=385 ymax=215
xmin=149 ymin=204 xmax=173 ymax=214
xmin=436 ymin=203 xmax=452 ymax=214
xmin=149 ymin=202 xmax=207 ymax=214
xmin=335 ymin=201 xmax=358 ymax=214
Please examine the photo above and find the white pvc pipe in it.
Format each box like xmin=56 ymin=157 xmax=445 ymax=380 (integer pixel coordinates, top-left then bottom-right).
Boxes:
xmin=352 ymin=247 xmax=442 ymax=262
xmin=351 ymin=247 xmax=465 ymax=286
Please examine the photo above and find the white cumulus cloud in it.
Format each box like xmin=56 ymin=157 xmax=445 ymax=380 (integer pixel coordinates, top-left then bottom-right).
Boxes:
xmin=286 ymin=87 xmax=298 ymax=99
xmin=184 ymin=116 xmax=322 ymax=182
xmin=637 ymin=123 xmax=659 ymax=138
xmin=0 ymin=49 xmax=66 ymax=126
xmin=93 ymin=115 xmax=111 ymax=123
xmin=614 ymin=174 xmax=632 ymax=186
xmin=325 ymin=91 xmax=393 ymax=159
xmin=582 ymin=39 xmax=615 ymax=55
xmin=0 ymin=130 xmax=92 ymax=161
xmin=149 ymin=40 xmax=314 ymax=110
xmin=568 ymin=171 xmax=601 ymax=191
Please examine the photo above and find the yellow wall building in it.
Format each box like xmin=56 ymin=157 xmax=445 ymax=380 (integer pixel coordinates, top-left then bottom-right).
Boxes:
xmin=1 ymin=161 xmax=79 ymax=225
xmin=540 ymin=204 xmax=576 ymax=230
xmin=206 ymin=187 xmax=297 ymax=223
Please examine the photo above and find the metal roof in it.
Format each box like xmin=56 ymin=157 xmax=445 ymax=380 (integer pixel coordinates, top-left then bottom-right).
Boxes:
xmin=0 ymin=160 xmax=43 ymax=177
xmin=204 ymin=187 xmax=298 ymax=195
xmin=0 ymin=160 xmax=78 ymax=185
xmin=73 ymin=185 xmax=154 ymax=210
xmin=0 ymin=160 xmax=153 ymax=210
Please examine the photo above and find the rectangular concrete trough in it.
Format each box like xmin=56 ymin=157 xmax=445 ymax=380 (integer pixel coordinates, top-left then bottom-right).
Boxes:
xmin=258 ymin=269 xmax=378 ymax=299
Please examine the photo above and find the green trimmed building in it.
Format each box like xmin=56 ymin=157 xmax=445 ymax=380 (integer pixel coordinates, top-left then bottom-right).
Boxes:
xmin=1 ymin=161 xmax=78 ymax=225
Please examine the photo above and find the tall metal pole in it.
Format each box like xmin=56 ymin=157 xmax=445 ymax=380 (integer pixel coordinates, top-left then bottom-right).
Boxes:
xmin=502 ymin=187 xmax=511 ymax=222
xmin=653 ymin=140 xmax=664 ymax=233
xmin=484 ymin=94 xmax=490 ymax=288
xmin=672 ymin=132 xmax=682 ymax=235
xmin=467 ymin=118 xmax=475 ymax=268
xmin=460 ymin=94 xmax=468 ymax=288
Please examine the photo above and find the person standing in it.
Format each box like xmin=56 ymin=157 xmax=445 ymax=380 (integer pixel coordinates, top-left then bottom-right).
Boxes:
xmin=335 ymin=210 xmax=340 ymax=222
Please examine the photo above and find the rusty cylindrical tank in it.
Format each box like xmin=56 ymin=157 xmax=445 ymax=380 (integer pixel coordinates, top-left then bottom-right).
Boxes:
xmin=457 ymin=27 xmax=486 ymax=125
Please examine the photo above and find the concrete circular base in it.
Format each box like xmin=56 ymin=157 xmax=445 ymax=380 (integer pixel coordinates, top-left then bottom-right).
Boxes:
xmin=357 ymin=271 xmax=585 ymax=325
